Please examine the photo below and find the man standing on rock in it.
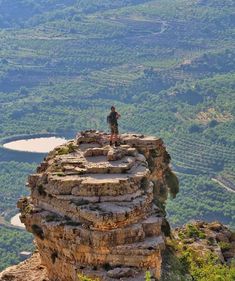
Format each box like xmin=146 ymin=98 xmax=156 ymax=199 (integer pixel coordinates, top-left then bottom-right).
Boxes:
xmin=107 ymin=106 xmax=121 ymax=147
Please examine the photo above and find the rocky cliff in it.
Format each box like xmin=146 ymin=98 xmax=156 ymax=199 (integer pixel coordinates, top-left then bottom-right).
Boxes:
xmin=10 ymin=131 xmax=174 ymax=281
xmin=1 ymin=131 xmax=234 ymax=281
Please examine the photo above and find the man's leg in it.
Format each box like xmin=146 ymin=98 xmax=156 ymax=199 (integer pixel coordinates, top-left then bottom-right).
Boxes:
xmin=110 ymin=133 xmax=114 ymax=146
xmin=114 ymin=135 xmax=120 ymax=146
xmin=114 ymin=124 xmax=120 ymax=146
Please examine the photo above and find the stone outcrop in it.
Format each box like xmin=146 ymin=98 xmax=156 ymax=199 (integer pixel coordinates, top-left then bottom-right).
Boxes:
xmin=17 ymin=131 xmax=174 ymax=281
xmin=1 ymin=221 xmax=234 ymax=281
xmin=0 ymin=253 xmax=48 ymax=281
xmin=173 ymin=221 xmax=235 ymax=264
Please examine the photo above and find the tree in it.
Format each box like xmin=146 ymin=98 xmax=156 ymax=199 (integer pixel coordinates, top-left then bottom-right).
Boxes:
xmin=19 ymin=87 xmax=29 ymax=97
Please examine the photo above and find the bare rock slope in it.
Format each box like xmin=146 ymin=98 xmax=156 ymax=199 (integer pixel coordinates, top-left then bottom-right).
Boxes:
xmin=0 ymin=253 xmax=48 ymax=281
xmin=2 ymin=131 xmax=174 ymax=281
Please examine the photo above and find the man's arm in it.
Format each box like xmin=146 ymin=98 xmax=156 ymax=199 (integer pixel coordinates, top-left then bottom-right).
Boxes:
xmin=116 ymin=112 xmax=121 ymax=119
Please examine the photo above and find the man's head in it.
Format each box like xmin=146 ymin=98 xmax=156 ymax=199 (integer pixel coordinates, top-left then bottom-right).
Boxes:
xmin=111 ymin=106 xmax=115 ymax=111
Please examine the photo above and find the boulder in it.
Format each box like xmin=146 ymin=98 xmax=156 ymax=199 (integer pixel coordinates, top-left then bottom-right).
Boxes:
xmin=107 ymin=267 xmax=137 ymax=278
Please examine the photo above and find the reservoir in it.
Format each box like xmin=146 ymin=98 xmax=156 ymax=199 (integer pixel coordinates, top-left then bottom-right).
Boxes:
xmin=3 ymin=136 xmax=67 ymax=153
xmin=3 ymin=135 xmax=70 ymax=228
xmin=11 ymin=213 xmax=25 ymax=229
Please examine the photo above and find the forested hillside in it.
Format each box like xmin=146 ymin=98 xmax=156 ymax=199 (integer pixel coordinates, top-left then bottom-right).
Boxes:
xmin=0 ymin=0 xmax=234 ymax=270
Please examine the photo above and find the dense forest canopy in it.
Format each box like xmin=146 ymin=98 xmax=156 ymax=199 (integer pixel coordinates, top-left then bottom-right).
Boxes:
xmin=0 ymin=0 xmax=234 ymax=271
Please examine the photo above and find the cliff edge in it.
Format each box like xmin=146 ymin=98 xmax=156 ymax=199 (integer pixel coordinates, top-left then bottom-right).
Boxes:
xmin=0 ymin=131 xmax=234 ymax=281
xmin=5 ymin=131 xmax=174 ymax=281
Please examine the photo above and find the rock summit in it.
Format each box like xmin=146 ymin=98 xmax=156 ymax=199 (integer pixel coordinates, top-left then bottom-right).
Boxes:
xmin=17 ymin=131 xmax=174 ymax=281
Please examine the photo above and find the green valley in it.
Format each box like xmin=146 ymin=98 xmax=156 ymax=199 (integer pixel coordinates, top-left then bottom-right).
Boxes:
xmin=0 ymin=0 xmax=234 ymax=270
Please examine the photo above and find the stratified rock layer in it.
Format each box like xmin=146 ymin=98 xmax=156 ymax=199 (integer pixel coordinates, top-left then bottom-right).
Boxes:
xmin=0 ymin=253 xmax=48 ymax=281
xmin=18 ymin=131 xmax=173 ymax=281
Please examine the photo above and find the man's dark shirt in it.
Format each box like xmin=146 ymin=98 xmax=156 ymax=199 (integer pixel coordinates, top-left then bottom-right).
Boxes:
xmin=109 ymin=111 xmax=118 ymax=125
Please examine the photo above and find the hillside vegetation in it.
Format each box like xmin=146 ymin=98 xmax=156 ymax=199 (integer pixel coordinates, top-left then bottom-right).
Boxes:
xmin=0 ymin=0 xmax=234 ymax=270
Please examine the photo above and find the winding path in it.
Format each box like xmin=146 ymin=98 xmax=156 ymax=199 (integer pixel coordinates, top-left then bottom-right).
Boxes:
xmin=212 ymin=178 xmax=235 ymax=194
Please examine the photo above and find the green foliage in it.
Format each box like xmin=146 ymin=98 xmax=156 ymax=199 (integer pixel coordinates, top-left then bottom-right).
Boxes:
xmin=218 ymin=241 xmax=231 ymax=251
xmin=21 ymin=202 xmax=33 ymax=217
xmin=187 ymin=252 xmax=235 ymax=281
xmin=0 ymin=0 xmax=234 ymax=272
xmin=0 ymin=161 xmax=36 ymax=215
xmin=169 ymin=236 xmax=235 ymax=281
xmin=145 ymin=271 xmax=151 ymax=281
xmin=19 ymin=87 xmax=29 ymax=97
xmin=187 ymin=224 xmax=205 ymax=239
xmin=165 ymin=170 xmax=179 ymax=198
xmin=167 ymin=174 xmax=235 ymax=229
xmin=77 ymin=273 xmax=100 ymax=281
xmin=188 ymin=124 xmax=203 ymax=133
xmin=161 ymin=247 xmax=191 ymax=281
xmin=178 ymin=224 xmax=206 ymax=240
xmin=56 ymin=172 xmax=66 ymax=177
xmin=56 ymin=143 xmax=76 ymax=155
xmin=0 ymin=227 xmax=34 ymax=271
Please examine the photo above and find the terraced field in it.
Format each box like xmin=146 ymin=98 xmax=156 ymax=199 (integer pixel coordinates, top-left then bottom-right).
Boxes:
xmin=168 ymin=135 xmax=235 ymax=175
xmin=0 ymin=0 xmax=234 ymax=270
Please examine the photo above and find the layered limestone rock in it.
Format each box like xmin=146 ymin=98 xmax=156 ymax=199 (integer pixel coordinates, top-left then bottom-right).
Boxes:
xmin=17 ymin=131 xmax=174 ymax=281
xmin=0 ymin=253 xmax=48 ymax=281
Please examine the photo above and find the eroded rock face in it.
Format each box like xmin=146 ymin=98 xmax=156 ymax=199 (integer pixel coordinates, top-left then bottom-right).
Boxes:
xmin=173 ymin=221 xmax=235 ymax=264
xmin=18 ymin=131 xmax=174 ymax=281
xmin=0 ymin=253 xmax=48 ymax=281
